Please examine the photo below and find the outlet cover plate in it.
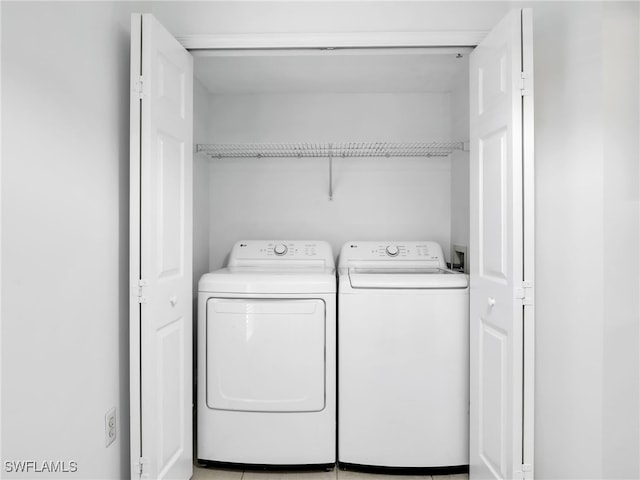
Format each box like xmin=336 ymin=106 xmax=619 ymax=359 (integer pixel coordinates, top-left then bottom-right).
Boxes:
xmin=105 ymin=407 xmax=116 ymax=447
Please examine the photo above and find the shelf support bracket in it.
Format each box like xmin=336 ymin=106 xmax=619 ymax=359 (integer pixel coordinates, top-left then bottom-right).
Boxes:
xmin=328 ymin=143 xmax=334 ymax=201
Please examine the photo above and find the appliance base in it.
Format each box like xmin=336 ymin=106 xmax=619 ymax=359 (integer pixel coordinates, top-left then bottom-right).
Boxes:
xmin=338 ymin=462 xmax=469 ymax=476
xmin=197 ymin=460 xmax=335 ymax=472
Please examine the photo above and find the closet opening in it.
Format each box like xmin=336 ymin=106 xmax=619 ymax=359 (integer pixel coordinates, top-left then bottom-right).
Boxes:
xmin=189 ymin=45 xmax=472 ymax=472
xmin=190 ymin=46 xmax=472 ymax=274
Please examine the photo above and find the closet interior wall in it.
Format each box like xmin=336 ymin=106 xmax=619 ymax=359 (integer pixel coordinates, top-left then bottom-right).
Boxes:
xmin=192 ymin=52 xmax=470 ymax=271
xmin=449 ymin=57 xmax=470 ymax=256
xmin=194 ymin=76 xmax=213 ymax=302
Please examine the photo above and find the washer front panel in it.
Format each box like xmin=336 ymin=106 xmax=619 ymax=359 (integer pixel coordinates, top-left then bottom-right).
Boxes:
xmin=338 ymin=288 xmax=469 ymax=467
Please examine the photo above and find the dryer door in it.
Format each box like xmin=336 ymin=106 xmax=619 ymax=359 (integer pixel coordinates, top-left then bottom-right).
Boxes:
xmin=206 ymin=298 xmax=326 ymax=412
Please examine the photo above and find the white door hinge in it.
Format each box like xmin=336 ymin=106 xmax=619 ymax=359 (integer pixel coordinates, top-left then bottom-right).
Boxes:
xmin=133 ymin=76 xmax=144 ymax=99
xmin=515 ymin=280 xmax=534 ymax=306
xmin=519 ymin=72 xmax=532 ymax=97
xmin=134 ymin=457 xmax=147 ymax=476
xmin=520 ymin=463 xmax=533 ymax=479
xmin=137 ymin=279 xmax=148 ymax=304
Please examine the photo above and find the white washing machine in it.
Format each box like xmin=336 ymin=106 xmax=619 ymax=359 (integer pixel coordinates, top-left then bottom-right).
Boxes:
xmin=338 ymin=241 xmax=469 ymax=470
xmin=197 ymin=240 xmax=336 ymax=468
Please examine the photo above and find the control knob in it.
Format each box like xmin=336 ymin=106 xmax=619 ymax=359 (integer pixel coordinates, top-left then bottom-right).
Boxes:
xmin=385 ymin=245 xmax=400 ymax=257
xmin=274 ymin=244 xmax=288 ymax=256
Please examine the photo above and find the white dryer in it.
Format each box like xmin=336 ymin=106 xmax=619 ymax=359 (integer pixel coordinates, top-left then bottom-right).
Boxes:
xmin=197 ymin=240 xmax=336 ymax=468
xmin=338 ymin=241 xmax=469 ymax=471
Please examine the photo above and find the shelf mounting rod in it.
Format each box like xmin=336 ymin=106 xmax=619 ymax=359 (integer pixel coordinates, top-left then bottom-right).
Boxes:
xmin=328 ymin=143 xmax=333 ymax=201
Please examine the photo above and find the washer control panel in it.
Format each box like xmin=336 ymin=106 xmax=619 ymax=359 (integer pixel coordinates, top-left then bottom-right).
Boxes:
xmin=228 ymin=240 xmax=334 ymax=267
xmin=340 ymin=241 xmax=446 ymax=267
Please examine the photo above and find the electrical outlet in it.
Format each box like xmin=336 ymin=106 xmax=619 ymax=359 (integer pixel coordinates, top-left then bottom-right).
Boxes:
xmin=105 ymin=407 xmax=116 ymax=447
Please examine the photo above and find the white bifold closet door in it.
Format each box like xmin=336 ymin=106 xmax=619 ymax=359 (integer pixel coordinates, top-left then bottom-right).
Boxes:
xmin=469 ymin=8 xmax=535 ymax=480
xmin=129 ymin=13 xmax=194 ymax=480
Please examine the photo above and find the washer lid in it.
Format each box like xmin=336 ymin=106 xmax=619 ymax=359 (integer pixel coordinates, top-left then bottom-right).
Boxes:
xmin=199 ymin=268 xmax=336 ymax=294
xmin=347 ymin=267 xmax=468 ymax=289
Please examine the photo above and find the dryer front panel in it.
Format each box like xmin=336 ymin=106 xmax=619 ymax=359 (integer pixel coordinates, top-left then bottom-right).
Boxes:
xmin=206 ymin=297 xmax=326 ymax=413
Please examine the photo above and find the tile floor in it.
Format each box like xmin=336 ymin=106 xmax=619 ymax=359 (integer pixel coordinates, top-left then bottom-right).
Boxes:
xmin=193 ymin=465 xmax=469 ymax=480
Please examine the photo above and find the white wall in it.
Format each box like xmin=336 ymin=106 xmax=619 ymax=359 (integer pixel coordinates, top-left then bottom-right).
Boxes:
xmin=1 ymin=2 xmax=142 ymax=478
xmin=149 ymin=1 xmax=509 ymax=37
xmin=601 ymin=3 xmax=639 ymax=478
xmin=532 ymin=3 xmax=606 ymax=476
xmin=531 ymin=2 xmax=640 ymax=478
xmin=203 ymin=92 xmax=453 ymax=268
xmin=206 ymin=93 xmax=452 ymax=144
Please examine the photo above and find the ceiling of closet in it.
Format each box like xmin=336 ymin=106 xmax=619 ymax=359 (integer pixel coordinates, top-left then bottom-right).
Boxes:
xmin=193 ymin=48 xmax=471 ymax=94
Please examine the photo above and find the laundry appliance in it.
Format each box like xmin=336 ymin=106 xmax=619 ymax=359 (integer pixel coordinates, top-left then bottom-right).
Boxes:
xmin=197 ymin=240 xmax=336 ymax=468
xmin=338 ymin=241 xmax=469 ymax=470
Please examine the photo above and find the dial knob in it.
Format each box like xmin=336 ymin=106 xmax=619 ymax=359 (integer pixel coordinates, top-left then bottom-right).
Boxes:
xmin=274 ymin=244 xmax=288 ymax=256
xmin=385 ymin=245 xmax=400 ymax=257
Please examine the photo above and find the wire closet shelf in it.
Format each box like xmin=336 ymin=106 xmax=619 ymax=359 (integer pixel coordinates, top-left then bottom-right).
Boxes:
xmin=196 ymin=141 xmax=466 ymax=201
xmin=196 ymin=141 xmax=465 ymax=159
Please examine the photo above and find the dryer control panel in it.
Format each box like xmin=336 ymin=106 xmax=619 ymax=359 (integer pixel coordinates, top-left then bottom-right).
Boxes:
xmin=228 ymin=240 xmax=335 ymax=268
